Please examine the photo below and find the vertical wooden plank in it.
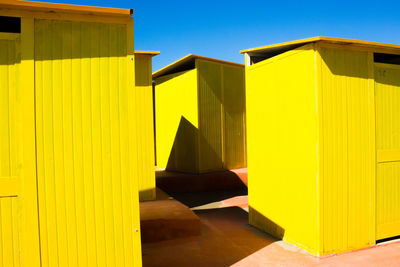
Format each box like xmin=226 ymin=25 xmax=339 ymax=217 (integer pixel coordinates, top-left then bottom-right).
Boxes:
xmin=109 ymin=23 xmax=124 ymax=267
xmin=8 ymin=40 xmax=17 ymax=178
xmin=100 ymin=22 xmax=117 ymax=267
xmin=80 ymin=21 xmax=97 ymax=267
xmin=71 ymin=21 xmax=89 ymax=267
xmin=61 ymin=20 xmax=79 ymax=267
xmin=0 ymin=40 xmax=10 ymax=178
xmin=1 ymin=200 xmax=13 ymax=267
xmin=134 ymin=53 xmax=156 ymax=200
xmin=52 ymin=20 xmax=69 ymax=267
xmin=20 ymin=17 xmax=41 ymax=267
xmin=367 ymin=52 xmax=376 ymax=244
xmin=121 ymin=35 xmax=134 ymax=267
xmin=90 ymin=22 xmax=107 ymax=267
xmin=314 ymin=43 xmax=323 ymax=255
xmin=34 ymin=19 xmax=49 ymax=267
xmin=126 ymin=18 xmax=143 ymax=267
xmin=11 ymin=199 xmax=20 ymax=266
xmin=42 ymin=19 xmax=59 ymax=267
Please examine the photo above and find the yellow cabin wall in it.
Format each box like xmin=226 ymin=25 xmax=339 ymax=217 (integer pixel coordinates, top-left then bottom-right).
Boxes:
xmin=197 ymin=59 xmax=246 ymax=172
xmin=246 ymin=44 xmax=319 ymax=254
xmin=197 ymin=60 xmax=224 ymax=172
xmin=223 ymin=64 xmax=247 ymax=169
xmin=135 ymin=54 xmax=156 ymax=201
xmin=155 ymin=69 xmax=199 ymax=172
xmin=375 ymin=63 xmax=400 ymax=240
xmin=317 ymin=44 xmax=375 ymax=255
xmin=34 ymin=18 xmax=141 ymax=267
xmin=0 ymin=36 xmax=22 ymax=267
xmin=155 ymin=59 xmax=246 ymax=174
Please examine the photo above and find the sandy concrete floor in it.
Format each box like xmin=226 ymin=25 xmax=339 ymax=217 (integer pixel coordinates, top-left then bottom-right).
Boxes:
xmin=142 ymin=190 xmax=400 ymax=267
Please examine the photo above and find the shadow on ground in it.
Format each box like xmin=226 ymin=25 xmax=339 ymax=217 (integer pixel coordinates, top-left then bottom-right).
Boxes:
xmin=142 ymin=190 xmax=277 ymax=267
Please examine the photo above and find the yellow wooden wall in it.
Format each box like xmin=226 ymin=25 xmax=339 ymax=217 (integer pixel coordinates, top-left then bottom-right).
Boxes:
xmin=135 ymin=54 xmax=156 ymax=201
xmin=34 ymin=19 xmax=142 ymax=267
xmin=155 ymin=60 xmax=246 ymax=173
xmin=0 ymin=36 xmax=22 ymax=267
xmin=375 ymin=63 xmax=400 ymax=240
xmin=197 ymin=60 xmax=224 ymax=172
xmin=246 ymin=44 xmax=319 ymax=254
xmin=317 ymin=44 xmax=375 ymax=254
xmin=223 ymin=64 xmax=247 ymax=169
xmin=155 ymin=69 xmax=199 ymax=172
xmin=197 ymin=59 xmax=246 ymax=172
xmin=246 ymin=43 xmax=378 ymax=256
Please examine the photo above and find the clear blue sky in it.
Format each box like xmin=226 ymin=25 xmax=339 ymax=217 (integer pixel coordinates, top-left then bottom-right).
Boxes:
xmin=36 ymin=0 xmax=400 ymax=72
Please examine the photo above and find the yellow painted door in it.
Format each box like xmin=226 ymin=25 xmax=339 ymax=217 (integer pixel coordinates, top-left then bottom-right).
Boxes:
xmin=0 ymin=33 xmax=40 ymax=266
xmin=375 ymin=63 xmax=400 ymax=240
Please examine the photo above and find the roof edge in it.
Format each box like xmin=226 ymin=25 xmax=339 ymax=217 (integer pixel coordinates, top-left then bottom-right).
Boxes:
xmin=240 ymin=37 xmax=322 ymax=54
xmin=135 ymin=51 xmax=160 ymax=57
xmin=153 ymin=54 xmax=244 ymax=79
xmin=0 ymin=0 xmax=133 ymax=17
xmin=240 ymin=36 xmax=400 ymax=54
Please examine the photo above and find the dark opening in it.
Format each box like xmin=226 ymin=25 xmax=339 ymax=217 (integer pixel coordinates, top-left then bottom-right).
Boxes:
xmin=0 ymin=16 xmax=21 ymax=33
xmin=376 ymin=235 xmax=400 ymax=244
xmin=374 ymin=53 xmax=400 ymax=65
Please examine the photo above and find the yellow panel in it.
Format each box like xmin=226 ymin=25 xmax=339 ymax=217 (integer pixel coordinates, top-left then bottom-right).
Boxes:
xmin=155 ymin=69 xmax=199 ymax=172
xmin=375 ymin=64 xmax=400 ymax=240
xmin=0 ymin=198 xmax=20 ymax=267
xmin=0 ymin=39 xmax=18 ymax=180
xmin=155 ymin=59 xmax=245 ymax=174
xmin=318 ymin=45 xmax=374 ymax=254
xmin=246 ymin=44 xmax=319 ymax=255
xmin=222 ymin=64 xmax=246 ymax=169
xmin=197 ymin=60 xmax=224 ymax=172
xmin=376 ymin=163 xmax=400 ymax=239
xmin=135 ymin=54 xmax=156 ymax=201
xmin=34 ymin=19 xmax=141 ymax=267
xmin=20 ymin=17 xmax=42 ymax=267
xmin=0 ymin=37 xmax=22 ymax=267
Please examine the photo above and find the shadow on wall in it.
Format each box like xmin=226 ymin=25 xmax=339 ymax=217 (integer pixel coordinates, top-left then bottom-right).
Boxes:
xmin=166 ymin=116 xmax=223 ymax=173
xmin=249 ymin=206 xmax=285 ymax=240
xmin=320 ymin=47 xmax=369 ymax=79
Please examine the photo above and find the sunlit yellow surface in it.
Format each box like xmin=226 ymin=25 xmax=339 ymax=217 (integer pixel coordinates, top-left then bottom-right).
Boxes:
xmin=246 ymin=44 xmax=319 ymax=254
xmin=154 ymin=57 xmax=246 ymax=173
xmin=244 ymin=39 xmax=400 ymax=255
xmin=0 ymin=34 xmax=23 ymax=267
xmin=135 ymin=52 xmax=157 ymax=201
xmin=0 ymin=4 xmax=142 ymax=266
xmin=375 ymin=63 xmax=400 ymax=240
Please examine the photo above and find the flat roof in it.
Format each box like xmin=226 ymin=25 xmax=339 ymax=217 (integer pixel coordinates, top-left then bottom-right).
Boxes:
xmin=153 ymin=54 xmax=244 ymax=79
xmin=241 ymin=37 xmax=400 ymax=56
xmin=135 ymin=51 xmax=160 ymax=57
xmin=0 ymin=0 xmax=132 ymax=17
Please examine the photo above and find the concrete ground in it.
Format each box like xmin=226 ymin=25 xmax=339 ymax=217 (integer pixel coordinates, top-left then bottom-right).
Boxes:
xmin=142 ymin=189 xmax=400 ymax=267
